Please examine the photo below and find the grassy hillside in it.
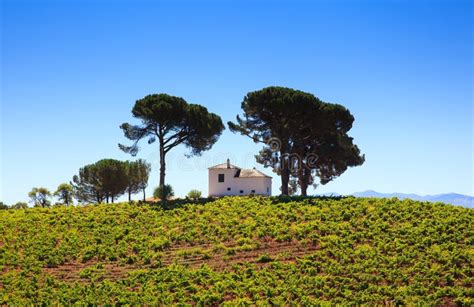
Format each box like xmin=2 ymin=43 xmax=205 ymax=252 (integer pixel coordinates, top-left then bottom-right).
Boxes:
xmin=1 ymin=197 xmax=472 ymax=305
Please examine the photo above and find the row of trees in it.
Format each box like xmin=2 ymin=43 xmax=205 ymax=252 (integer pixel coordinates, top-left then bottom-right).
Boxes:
xmin=0 ymin=186 xmax=75 ymax=209
xmin=72 ymin=159 xmax=151 ymax=204
xmin=6 ymin=159 xmax=152 ymax=208
xmin=119 ymin=87 xmax=364 ymax=195
xmin=0 ymin=201 xmax=28 ymax=210
xmin=0 ymin=184 xmax=202 ymax=210
xmin=26 ymin=185 xmax=73 ymax=208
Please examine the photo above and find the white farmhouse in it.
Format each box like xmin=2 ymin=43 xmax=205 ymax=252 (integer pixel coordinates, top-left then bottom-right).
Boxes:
xmin=208 ymin=159 xmax=272 ymax=197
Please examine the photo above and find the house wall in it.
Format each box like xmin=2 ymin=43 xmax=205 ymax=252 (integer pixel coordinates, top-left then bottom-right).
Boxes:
xmin=208 ymin=169 xmax=272 ymax=196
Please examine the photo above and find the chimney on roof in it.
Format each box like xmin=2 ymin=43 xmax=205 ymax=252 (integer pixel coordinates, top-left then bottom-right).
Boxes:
xmin=227 ymin=158 xmax=230 ymax=168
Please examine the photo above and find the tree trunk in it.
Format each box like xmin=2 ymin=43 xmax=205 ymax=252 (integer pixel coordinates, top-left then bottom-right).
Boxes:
xmin=298 ymin=166 xmax=308 ymax=196
xmin=159 ymin=145 xmax=166 ymax=187
xmin=142 ymin=188 xmax=146 ymax=201
xmin=300 ymin=181 xmax=308 ymax=196
xmin=280 ymin=167 xmax=290 ymax=195
xmin=128 ymin=190 xmax=131 ymax=202
xmin=279 ymin=147 xmax=290 ymax=195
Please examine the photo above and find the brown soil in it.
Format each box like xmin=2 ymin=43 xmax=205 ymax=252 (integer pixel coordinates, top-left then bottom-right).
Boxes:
xmin=43 ymin=240 xmax=319 ymax=283
xmin=43 ymin=262 xmax=140 ymax=283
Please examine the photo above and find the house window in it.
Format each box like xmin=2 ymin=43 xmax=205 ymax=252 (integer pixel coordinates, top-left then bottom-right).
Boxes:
xmin=251 ymin=190 xmax=255 ymax=194
xmin=218 ymin=174 xmax=224 ymax=182
xmin=240 ymin=190 xmax=244 ymax=194
xmin=267 ymin=187 xmax=270 ymax=193
xmin=227 ymin=187 xmax=231 ymax=191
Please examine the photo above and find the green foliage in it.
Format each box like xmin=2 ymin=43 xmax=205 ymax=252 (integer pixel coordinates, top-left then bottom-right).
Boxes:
xmin=228 ymin=86 xmax=364 ymax=195
xmin=256 ymin=253 xmax=273 ymax=263
xmin=119 ymin=93 xmax=224 ymax=187
xmin=72 ymin=161 xmax=106 ymax=203
xmin=187 ymin=189 xmax=202 ymax=200
xmin=54 ymin=183 xmax=74 ymax=206
xmin=0 ymin=202 xmax=8 ymax=210
xmin=0 ymin=197 xmax=472 ymax=305
xmin=125 ymin=159 xmax=151 ymax=201
xmin=72 ymin=159 xmax=150 ymax=203
xmin=95 ymin=159 xmax=129 ymax=202
xmin=153 ymin=184 xmax=174 ymax=201
xmin=28 ymin=187 xmax=51 ymax=207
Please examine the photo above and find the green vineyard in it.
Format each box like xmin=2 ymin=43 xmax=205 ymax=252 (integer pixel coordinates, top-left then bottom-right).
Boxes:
xmin=1 ymin=197 xmax=472 ymax=304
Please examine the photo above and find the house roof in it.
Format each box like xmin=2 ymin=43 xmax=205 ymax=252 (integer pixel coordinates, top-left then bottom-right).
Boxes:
xmin=209 ymin=160 xmax=272 ymax=178
xmin=208 ymin=162 xmax=240 ymax=169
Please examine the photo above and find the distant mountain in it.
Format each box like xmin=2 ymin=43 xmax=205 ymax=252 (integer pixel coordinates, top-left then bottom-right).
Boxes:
xmin=351 ymin=190 xmax=474 ymax=208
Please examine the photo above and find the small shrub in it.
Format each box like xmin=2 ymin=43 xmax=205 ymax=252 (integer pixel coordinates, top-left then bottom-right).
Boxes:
xmin=256 ymin=254 xmax=273 ymax=263
xmin=153 ymin=185 xmax=174 ymax=201
xmin=187 ymin=189 xmax=202 ymax=200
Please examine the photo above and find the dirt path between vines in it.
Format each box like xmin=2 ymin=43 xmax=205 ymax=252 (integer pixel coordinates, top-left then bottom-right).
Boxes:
xmin=43 ymin=241 xmax=319 ymax=283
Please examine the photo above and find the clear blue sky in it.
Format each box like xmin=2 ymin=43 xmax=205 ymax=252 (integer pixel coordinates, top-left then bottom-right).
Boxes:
xmin=1 ymin=0 xmax=473 ymax=204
